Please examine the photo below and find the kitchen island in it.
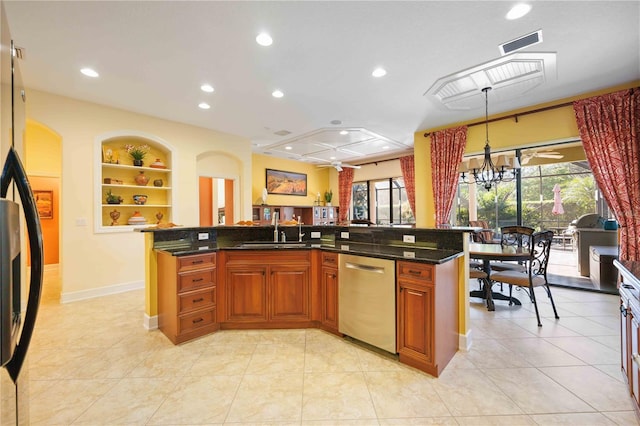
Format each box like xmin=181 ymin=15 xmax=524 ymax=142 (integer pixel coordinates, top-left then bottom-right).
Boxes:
xmin=142 ymin=225 xmax=468 ymax=376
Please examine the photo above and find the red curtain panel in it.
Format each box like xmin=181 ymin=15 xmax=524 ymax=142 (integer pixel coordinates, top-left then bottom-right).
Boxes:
xmin=430 ymin=126 xmax=468 ymax=226
xmin=338 ymin=168 xmax=355 ymax=223
xmin=400 ymin=155 xmax=416 ymax=217
xmin=574 ymin=88 xmax=640 ymax=261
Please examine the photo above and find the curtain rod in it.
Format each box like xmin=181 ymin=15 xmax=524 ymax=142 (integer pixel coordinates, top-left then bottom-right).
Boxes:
xmin=422 ymin=100 xmax=574 ymax=138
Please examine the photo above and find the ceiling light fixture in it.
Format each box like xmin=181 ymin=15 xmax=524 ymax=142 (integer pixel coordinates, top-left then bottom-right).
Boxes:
xmin=506 ymin=3 xmax=532 ymax=20
xmin=339 ymin=130 xmax=348 ymax=135
xmin=272 ymin=90 xmax=284 ymax=98
xmin=460 ymin=87 xmax=518 ymax=191
xmin=198 ymin=102 xmax=211 ymax=110
xmin=256 ymin=32 xmax=273 ymax=46
xmin=201 ymin=84 xmax=214 ymax=93
xmin=285 ymin=146 xmax=292 ymax=150
xmin=372 ymin=67 xmax=387 ymax=78
xmin=80 ymin=67 xmax=99 ymax=78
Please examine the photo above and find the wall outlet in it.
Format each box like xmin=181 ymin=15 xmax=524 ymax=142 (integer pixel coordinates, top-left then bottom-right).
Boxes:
xmin=311 ymin=231 xmax=321 ymax=239
xmin=341 ymin=244 xmax=350 ymax=251
xmin=75 ymin=217 xmax=87 ymax=227
xmin=198 ymin=232 xmax=209 ymax=240
xmin=403 ymin=251 xmax=416 ymax=258
xmin=341 ymin=232 xmax=350 ymax=239
xmin=403 ymin=235 xmax=416 ymax=243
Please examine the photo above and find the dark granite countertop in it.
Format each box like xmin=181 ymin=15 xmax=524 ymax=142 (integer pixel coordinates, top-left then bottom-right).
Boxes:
xmin=156 ymin=240 xmax=462 ymax=264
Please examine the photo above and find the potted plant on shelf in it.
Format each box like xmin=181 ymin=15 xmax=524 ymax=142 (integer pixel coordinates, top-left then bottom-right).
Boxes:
xmin=124 ymin=143 xmax=150 ymax=166
xmin=105 ymin=190 xmax=123 ymax=204
xmin=324 ymin=189 xmax=333 ymax=206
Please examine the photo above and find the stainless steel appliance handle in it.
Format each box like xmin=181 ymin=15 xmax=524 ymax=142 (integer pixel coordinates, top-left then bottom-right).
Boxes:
xmin=344 ymin=262 xmax=385 ymax=274
xmin=1 ymin=146 xmax=44 ymax=383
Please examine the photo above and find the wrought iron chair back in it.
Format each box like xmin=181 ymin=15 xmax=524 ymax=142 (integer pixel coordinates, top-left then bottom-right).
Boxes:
xmin=529 ymin=230 xmax=554 ymax=279
xmin=500 ymin=226 xmax=535 ymax=248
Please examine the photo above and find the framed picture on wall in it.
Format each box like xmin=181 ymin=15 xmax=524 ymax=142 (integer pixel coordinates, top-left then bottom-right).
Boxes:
xmin=266 ymin=169 xmax=307 ymax=196
xmin=34 ymin=190 xmax=53 ymax=219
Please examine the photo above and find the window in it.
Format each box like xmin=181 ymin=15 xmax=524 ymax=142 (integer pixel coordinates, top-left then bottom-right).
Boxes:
xmin=352 ymin=177 xmax=415 ymax=225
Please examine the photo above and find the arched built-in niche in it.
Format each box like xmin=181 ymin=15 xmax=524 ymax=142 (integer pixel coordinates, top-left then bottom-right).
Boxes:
xmin=196 ymin=151 xmax=242 ymax=225
xmin=95 ymin=130 xmax=176 ymax=233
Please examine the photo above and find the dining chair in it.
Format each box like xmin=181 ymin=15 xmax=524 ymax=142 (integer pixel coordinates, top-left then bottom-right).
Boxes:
xmin=469 ymin=266 xmax=492 ymax=309
xmin=489 ymin=230 xmax=559 ymax=326
xmin=491 ymin=225 xmax=535 ymax=272
xmin=469 ymin=220 xmax=497 ymax=243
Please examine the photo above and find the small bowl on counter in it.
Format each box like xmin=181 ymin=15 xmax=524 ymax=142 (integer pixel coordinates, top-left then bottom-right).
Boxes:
xmin=133 ymin=194 xmax=148 ymax=205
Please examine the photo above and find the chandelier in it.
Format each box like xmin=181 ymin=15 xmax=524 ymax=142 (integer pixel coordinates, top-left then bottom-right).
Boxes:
xmin=459 ymin=87 xmax=519 ymax=191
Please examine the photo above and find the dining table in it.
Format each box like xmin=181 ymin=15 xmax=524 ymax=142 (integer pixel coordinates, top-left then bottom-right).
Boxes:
xmin=469 ymin=242 xmax=531 ymax=311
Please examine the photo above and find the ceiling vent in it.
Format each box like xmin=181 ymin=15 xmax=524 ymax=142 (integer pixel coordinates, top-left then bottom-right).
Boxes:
xmin=499 ymin=30 xmax=543 ymax=56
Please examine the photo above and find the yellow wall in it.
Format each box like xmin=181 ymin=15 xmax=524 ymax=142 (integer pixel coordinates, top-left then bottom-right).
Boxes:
xmin=415 ymin=80 xmax=640 ymax=227
xmin=252 ymin=153 xmax=331 ymax=206
xmin=25 ymin=89 xmax=253 ymax=301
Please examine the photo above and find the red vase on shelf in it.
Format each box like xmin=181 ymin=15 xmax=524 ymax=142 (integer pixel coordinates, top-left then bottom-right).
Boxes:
xmin=135 ymin=171 xmax=149 ymax=186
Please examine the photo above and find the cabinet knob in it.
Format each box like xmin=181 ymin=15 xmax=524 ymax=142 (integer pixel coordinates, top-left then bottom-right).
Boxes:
xmin=193 ymin=297 xmax=204 ymax=303
xmin=192 ymin=277 xmax=204 ymax=283
xmin=192 ymin=318 xmax=204 ymax=324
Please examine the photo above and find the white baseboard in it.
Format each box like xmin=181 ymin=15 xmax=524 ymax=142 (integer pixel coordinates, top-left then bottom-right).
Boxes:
xmin=60 ymin=280 xmax=143 ymax=304
xmin=144 ymin=314 xmax=158 ymax=330
xmin=459 ymin=329 xmax=473 ymax=352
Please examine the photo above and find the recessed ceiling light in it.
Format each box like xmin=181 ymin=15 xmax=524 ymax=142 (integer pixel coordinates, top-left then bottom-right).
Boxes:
xmin=339 ymin=130 xmax=348 ymax=135
xmin=256 ymin=32 xmax=273 ymax=46
xmin=372 ymin=67 xmax=387 ymax=78
xmin=330 ymin=120 xmax=342 ymax=125
xmin=506 ymin=3 xmax=532 ymax=20
xmin=382 ymin=146 xmax=389 ymax=150
xmin=201 ymin=84 xmax=214 ymax=93
xmin=285 ymin=146 xmax=292 ymax=150
xmin=198 ymin=102 xmax=211 ymax=109
xmin=80 ymin=67 xmax=99 ymax=78
xmin=272 ymin=90 xmax=284 ymax=98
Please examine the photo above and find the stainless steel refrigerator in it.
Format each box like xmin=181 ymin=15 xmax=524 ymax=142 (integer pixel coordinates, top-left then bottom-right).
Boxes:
xmin=1 ymin=2 xmax=44 ymax=423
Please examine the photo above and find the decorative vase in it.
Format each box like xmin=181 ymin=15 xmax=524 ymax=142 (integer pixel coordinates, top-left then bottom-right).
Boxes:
xmin=133 ymin=194 xmax=148 ymax=205
xmin=109 ymin=209 xmax=120 ymax=226
xmin=150 ymin=158 xmax=166 ymax=169
xmin=155 ymin=211 xmax=164 ymax=224
xmin=153 ymin=179 xmax=163 ymax=187
xmin=135 ymin=171 xmax=149 ymax=186
xmin=133 ymin=159 xmax=143 ymax=167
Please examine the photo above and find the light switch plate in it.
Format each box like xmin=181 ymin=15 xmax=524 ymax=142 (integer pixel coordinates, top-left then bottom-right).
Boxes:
xmin=403 ymin=251 xmax=416 ymax=258
xmin=311 ymin=231 xmax=321 ymax=239
xmin=341 ymin=244 xmax=350 ymax=251
xmin=403 ymin=235 xmax=416 ymax=243
xmin=198 ymin=232 xmax=209 ymax=240
xmin=341 ymin=232 xmax=350 ymax=239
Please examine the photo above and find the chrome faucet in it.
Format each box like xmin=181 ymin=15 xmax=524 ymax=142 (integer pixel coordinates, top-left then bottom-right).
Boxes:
xmin=273 ymin=212 xmax=279 ymax=242
xmin=298 ymin=216 xmax=305 ymax=242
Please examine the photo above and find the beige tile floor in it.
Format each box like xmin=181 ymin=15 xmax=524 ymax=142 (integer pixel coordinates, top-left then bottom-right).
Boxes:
xmin=26 ymin=267 xmax=640 ymax=425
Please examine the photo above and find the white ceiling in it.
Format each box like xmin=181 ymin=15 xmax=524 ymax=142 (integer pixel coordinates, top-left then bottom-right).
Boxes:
xmin=4 ymin=1 xmax=639 ymax=165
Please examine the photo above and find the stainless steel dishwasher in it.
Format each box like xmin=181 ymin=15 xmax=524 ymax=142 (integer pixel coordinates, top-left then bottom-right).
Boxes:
xmin=339 ymin=254 xmax=396 ymax=353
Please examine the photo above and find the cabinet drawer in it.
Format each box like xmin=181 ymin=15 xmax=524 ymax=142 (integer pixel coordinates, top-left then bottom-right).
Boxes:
xmin=322 ymin=252 xmax=338 ymax=267
xmin=179 ymin=308 xmax=216 ymax=334
xmin=397 ymin=261 xmax=434 ymax=283
xmin=179 ymin=269 xmax=215 ymax=292
xmin=178 ymin=253 xmax=216 ymax=271
xmin=179 ymin=287 xmax=216 ymax=314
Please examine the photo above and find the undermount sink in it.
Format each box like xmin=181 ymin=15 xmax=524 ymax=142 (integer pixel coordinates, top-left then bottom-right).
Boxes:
xmin=237 ymin=242 xmax=308 ymax=249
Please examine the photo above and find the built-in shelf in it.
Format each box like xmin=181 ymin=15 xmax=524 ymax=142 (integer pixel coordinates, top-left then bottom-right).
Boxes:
xmin=95 ymin=131 xmax=176 ymax=233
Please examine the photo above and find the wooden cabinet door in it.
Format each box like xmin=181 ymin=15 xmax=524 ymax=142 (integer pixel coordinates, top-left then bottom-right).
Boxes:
xmin=226 ymin=266 xmax=268 ymax=322
xmin=270 ymin=264 xmax=310 ymax=321
xmin=397 ymin=279 xmax=434 ymax=364
xmin=321 ymin=266 xmax=339 ymax=330
xmin=632 ymin=314 xmax=640 ymax=406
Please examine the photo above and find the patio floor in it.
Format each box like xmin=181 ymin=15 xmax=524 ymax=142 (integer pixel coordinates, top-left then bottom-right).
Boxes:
xmin=546 ymin=243 xmax=617 ymax=294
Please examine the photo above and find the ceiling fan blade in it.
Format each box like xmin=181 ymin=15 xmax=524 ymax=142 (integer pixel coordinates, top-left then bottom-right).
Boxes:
xmin=537 ymin=153 xmax=564 ymax=159
xmin=342 ymin=164 xmax=361 ymax=169
xmin=336 ymin=165 xmax=343 ymax=172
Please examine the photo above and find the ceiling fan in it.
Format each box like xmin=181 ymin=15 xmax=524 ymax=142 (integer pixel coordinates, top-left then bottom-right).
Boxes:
xmin=317 ymin=161 xmax=361 ymax=172
xmin=521 ymin=149 xmax=564 ymax=165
